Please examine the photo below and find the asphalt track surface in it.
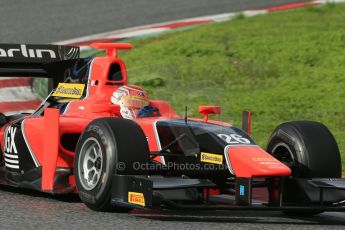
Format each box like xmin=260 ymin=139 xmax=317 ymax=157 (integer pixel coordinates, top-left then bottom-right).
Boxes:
xmin=1 ymin=0 xmax=345 ymax=229
xmin=1 ymin=185 xmax=345 ymax=230
xmin=1 ymin=0 xmax=308 ymax=43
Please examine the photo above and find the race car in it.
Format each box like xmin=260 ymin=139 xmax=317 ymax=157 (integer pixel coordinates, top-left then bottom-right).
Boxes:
xmin=0 ymin=43 xmax=344 ymax=215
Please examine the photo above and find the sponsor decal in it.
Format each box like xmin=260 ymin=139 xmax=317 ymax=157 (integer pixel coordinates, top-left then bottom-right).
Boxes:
xmin=252 ymin=157 xmax=283 ymax=166
xmin=5 ymin=126 xmax=17 ymax=154
xmin=128 ymin=192 xmax=145 ymax=206
xmin=136 ymin=91 xmax=145 ymax=97
xmin=0 ymin=44 xmax=56 ymax=59
xmin=121 ymin=95 xmax=149 ymax=109
xmin=252 ymin=157 xmax=276 ymax=162
xmin=200 ymin=152 xmax=223 ymax=165
xmin=4 ymin=126 xmax=19 ymax=169
xmin=52 ymin=83 xmax=85 ymax=98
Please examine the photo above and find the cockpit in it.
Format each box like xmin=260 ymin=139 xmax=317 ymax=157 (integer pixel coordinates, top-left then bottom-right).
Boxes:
xmin=32 ymin=57 xmax=93 ymax=116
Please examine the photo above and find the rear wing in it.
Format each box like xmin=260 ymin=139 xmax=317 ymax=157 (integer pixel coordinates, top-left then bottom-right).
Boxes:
xmin=0 ymin=44 xmax=79 ymax=77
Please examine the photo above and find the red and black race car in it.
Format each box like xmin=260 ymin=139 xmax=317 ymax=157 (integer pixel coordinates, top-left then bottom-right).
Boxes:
xmin=0 ymin=43 xmax=344 ymax=215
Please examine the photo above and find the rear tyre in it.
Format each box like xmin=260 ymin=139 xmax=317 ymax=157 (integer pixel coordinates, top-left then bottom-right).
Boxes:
xmin=74 ymin=118 xmax=150 ymax=212
xmin=267 ymin=121 xmax=341 ymax=216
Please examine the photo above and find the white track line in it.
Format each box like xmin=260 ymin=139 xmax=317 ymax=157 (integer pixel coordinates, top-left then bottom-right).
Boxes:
xmin=3 ymin=110 xmax=34 ymax=116
xmin=54 ymin=0 xmax=345 ymax=52
xmin=0 ymin=86 xmax=36 ymax=102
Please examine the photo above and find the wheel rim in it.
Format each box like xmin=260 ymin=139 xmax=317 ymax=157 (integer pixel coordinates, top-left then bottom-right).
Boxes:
xmin=78 ymin=137 xmax=103 ymax=191
xmin=271 ymin=143 xmax=296 ymax=172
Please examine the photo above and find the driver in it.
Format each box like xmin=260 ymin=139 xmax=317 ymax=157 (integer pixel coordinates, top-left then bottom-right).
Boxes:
xmin=111 ymin=85 xmax=160 ymax=119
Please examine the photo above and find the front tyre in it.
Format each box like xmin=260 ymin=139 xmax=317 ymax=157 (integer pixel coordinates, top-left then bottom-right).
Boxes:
xmin=267 ymin=121 xmax=341 ymax=216
xmin=74 ymin=118 xmax=150 ymax=212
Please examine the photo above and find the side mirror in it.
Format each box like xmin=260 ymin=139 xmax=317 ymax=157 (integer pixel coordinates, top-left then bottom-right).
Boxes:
xmin=198 ymin=105 xmax=221 ymax=122
xmin=242 ymin=111 xmax=252 ymax=136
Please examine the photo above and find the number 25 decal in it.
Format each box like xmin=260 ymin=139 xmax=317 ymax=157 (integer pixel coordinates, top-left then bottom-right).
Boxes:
xmin=217 ymin=134 xmax=251 ymax=144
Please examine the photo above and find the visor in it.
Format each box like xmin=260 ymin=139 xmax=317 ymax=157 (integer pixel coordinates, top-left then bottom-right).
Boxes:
xmin=121 ymin=95 xmax=149 ymax=109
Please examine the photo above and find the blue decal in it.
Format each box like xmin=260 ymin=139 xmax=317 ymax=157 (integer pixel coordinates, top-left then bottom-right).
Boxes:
xmin=240 ymin=185 xmax=245 ymax=196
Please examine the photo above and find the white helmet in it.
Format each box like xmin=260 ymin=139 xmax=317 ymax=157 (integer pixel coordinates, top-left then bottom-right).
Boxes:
xmin=111 ymin=85 xmax=149 ymax=119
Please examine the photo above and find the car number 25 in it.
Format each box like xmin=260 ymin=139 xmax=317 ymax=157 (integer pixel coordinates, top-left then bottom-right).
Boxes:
xmin=217 ymin=133 xmax=251 ymax=144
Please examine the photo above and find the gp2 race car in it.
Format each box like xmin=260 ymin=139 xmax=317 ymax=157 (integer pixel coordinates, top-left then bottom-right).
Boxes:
xmin=0 ymin=43 xmax=344 ymax=215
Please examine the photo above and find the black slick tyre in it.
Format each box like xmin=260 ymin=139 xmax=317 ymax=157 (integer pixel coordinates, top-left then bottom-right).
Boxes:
xmin=267 ymin=121 xmax=341 ymax=216
xmin=74 ymin=118 xmax=150 ymax=211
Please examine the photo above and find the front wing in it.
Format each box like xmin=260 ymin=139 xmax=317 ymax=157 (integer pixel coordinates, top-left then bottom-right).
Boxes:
xmin=110 ymin=175 xmax=345 ymax=212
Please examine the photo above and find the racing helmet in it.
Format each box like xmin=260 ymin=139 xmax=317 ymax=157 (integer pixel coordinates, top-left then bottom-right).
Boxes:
xmin=111 ymin=85 xmax=149 ymax=119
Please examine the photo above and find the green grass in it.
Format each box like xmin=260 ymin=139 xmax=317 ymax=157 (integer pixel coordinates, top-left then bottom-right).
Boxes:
xmin=115 ymin=3 xmax=345 ymax=170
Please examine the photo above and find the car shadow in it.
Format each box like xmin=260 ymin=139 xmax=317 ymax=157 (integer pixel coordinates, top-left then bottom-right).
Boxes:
xmin=0 ymin=184 xmax=81 ymax=203
xmin=131 ymin=209 xmax=345 ymax=225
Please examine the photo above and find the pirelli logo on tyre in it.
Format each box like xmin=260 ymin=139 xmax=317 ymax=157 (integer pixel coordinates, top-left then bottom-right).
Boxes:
xmin=128 ymin=192 xmax=145 ymax=207
xmin=52 ymin=83 xmax=85 ymax=98
xmin=200 ymin=152 xmax=223 ymax=165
